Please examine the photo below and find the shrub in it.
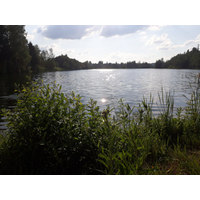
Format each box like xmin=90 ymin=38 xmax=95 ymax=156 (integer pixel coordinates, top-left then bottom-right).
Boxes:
xmin=0 ymin=81 xmax=107 ymax=174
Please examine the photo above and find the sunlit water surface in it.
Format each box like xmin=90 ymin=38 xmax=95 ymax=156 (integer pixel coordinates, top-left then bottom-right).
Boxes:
xmin=1 ymin=68 xmax=200 ymax=129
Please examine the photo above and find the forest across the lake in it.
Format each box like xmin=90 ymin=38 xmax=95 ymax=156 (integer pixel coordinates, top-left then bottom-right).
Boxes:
xmin=1 ymin=25 xmax=200 ymax=74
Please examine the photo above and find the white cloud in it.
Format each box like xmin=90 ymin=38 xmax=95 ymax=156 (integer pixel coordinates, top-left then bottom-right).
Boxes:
xmin=174 ymin=34 xmax=200 ymax=48
xmin=100 ymin=25 xmax=149 ymax=38
xmin=184 ymin=40 xmax=195 ymax=46
xmin=109 ymin=52 xmax=136 ymax=60
xmin=27 ymin=34 xmax=34 ymax=41
xmin=66 ymin=49 xmax=75 ymax=54
xmin=183 ymin=34 xmax=200 ymax=46
xmin=39 ymin=43 xmax=58 ymax=51
xmin=172 ymin=34 xmax=200 ymax=49
xmin=33 ymin=25 xmax=47 ymax=33
xmin=37 ymin=25 xmax=152 ymax=40
xmin=79 ymin=49 xmax=90 ymax=56
xmin=146 ymin=33 xmax=173 ymax=50
xmin=146 ymin=33 xmax=168 ymax=45
xmin=106 ymin=51 xmax=154 ymax=63
xmin=35 ymin=25 xmax=166 ymax=41
xmin=38 ymin=25 xmax=95 ymax=40
xmin=84 ymin=25 xmax=103 ymax=37
xmin=139 ymin=31 xmax=146 ymax=35
xmin=148 ymin=25 xmax=164 ymax=31
xmin=39 ymin=43 xmax=67 ymax=56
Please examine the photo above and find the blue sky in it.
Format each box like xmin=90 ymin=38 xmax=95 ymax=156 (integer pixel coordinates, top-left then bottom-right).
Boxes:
xmin=25 ymin=25 xmax=200 ymax=64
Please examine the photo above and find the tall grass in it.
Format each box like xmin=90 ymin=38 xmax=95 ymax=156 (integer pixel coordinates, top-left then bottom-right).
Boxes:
xmin=0 ymin=80 xmax=200 ymax=174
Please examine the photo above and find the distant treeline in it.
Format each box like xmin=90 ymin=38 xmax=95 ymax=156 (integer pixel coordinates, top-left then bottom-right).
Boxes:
xmin=91 ymin=61 xmax=153 ymax=69
xmin=1 ymin=25 xmax=200 ymax=74
xmin=155 ymin=47 xmax=200 ymax=69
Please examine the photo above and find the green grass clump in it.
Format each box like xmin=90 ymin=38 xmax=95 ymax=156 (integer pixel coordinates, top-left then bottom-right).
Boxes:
xmin=0 ymin=80 xmax=200 ymax=174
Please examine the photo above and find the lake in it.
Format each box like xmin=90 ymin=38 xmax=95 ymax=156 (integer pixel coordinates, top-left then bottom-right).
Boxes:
xmin=1 ymin=68 xmax=200 ymax=129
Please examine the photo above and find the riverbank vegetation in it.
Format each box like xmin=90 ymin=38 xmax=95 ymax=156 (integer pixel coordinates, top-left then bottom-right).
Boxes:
xmin=0 ymin=80 xmax=200 ymax=174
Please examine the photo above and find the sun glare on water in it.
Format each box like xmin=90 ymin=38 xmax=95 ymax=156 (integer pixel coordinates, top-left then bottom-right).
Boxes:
xmin=98 ymin=69 xmax=113 ymax=72
xmin=101 ymin=98 xmax=106 ymax=103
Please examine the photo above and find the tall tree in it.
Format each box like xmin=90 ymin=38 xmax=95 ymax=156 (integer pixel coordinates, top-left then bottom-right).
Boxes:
xmin=155 ymin=58 xmax=164 ymax=68
xmin=28 ymin=42 xmax=41 ymax=72
xmin=0 ymin=25 xmax=30 ymax=73
xmin=0 ymin=25 xmax=11 ymax=73
xmin=36 ymin=48 xmax=57 ymax=71
xmin=6 ymin=26 xmax=30 ymax=73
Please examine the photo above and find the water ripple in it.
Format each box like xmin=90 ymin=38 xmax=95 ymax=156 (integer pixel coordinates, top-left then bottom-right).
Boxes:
xmin=33 ymin=69 xmax=200 ymax=113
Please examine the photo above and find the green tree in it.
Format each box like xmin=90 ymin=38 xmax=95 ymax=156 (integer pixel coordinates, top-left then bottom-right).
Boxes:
xmin=39 ymin=48 xmax=57 ymax=71
xmin=0 ymin=26 xmax=10 ymax=73
xmin=7 ymin=25 xmax=30 ymax=73
xmin=163 ymin=47 xmax=200 ymax=69
xmin=40 ymin=50 xmax=49 ymax=62
xmin=28 ymin=42 xmax=42 ymax=72
xmin=63 ymin=61 xmax=70 ymax=70
xmin=48 ymin=48 xmax=55 ymax=59
xmin=0 ymin=25 xmax=30 ymax=73
xmin=155 ymin=58 xmax=164 ymax=68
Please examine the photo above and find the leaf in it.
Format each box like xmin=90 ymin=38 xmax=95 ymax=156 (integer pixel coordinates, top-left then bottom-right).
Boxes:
xmin=182 ymin=94 xmax=190 ymax=101
xmin=137 ymin=146 xmax=143 ymax=150
xmin=119 ymin=163 xmax=126 ymax=175
xmin=97 ymin=159 xmax=108 ymax=168
xmin=166 ymin=168 xmax=171 ymax=173
xmin=98 ymin=153 xmax=108 ymax=160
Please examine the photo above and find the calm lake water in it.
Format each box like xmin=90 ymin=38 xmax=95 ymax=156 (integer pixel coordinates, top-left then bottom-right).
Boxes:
xmin=1 ymin=68 xmax=200 ymax=129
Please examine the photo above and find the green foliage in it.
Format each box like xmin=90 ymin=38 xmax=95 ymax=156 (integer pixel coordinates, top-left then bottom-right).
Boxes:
xmin=92 ymin=61 xmax=152 ymax=69
xmin=0 ymin=80 xmax=103 ymax=174
xmin=1 ymin=80 xmax=200 ymax=174
xmin=172 ymin=145 xmax=200 ymax=175
xmin=54 ymin=55 xmax=88 ymax=70
xmin=0 ymin=25 xmax=31 ymax=74
xmin=28 ymin=42 xmax=42 ymax=72
xmin=155 ymin=58 xmax=164 ymax=68
xmin=162 ymin=47 xmax=200 ymax=69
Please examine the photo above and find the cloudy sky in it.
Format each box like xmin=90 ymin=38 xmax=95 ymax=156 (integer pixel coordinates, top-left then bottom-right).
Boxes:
xmin=25 ymin=25 xmax=200 ymax=64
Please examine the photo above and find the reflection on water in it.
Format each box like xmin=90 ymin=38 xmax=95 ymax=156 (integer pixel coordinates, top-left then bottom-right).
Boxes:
xmin=33 ymin=69 xmax=200 ymax=113
xmin=1 ymin=69 xmax=200 ymax=129
xmin=101 ymin=98 xmax=106 ymax=103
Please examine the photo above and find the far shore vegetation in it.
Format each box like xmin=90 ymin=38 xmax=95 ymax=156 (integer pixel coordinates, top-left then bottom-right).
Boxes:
xmin=1 ymin=25 xmax=200 ymax=75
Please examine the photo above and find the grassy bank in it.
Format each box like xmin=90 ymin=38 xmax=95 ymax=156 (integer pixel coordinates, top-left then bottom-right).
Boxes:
xmin=0 ymin=80 xmax=200 ymax=175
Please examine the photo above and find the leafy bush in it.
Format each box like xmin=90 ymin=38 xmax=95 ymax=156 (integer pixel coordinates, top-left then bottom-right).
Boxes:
xmin=0 ymin=81 xmax=108 ymax=174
